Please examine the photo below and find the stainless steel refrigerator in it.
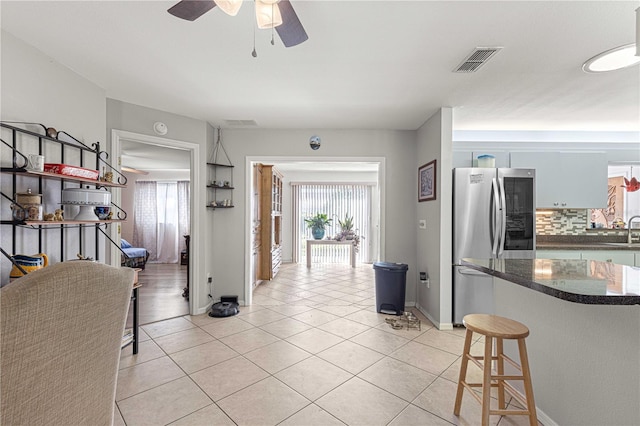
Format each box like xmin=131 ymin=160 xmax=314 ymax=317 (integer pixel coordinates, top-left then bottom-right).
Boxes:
xmin=452 ymin=168 xmax=536 ymax=324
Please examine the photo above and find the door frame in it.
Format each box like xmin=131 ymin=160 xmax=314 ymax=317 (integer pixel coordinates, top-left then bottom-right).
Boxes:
xmin=111 ymin=129 xmax=202 ymax=315
xmin=244 ymin=156 xmax=386 ymax=306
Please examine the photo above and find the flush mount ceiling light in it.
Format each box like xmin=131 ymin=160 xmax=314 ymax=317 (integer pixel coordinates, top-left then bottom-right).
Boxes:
xmin=582 ymin=43 xmax=640 ymax=73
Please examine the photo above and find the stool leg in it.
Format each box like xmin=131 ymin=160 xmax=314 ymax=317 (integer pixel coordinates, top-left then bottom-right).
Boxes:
xmin=481 ymin=336 xmax=493 ymax=426
xmin=518 ymin=338 xmax=538 ymax=426
xmin=454 ymin=328 xmax=474 ymax=416
xmin=496 ymin=337 xmax=506 ymax=409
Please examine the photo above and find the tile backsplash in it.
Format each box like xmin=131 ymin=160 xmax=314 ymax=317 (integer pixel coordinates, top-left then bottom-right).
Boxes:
xmin=536 ymin=209 xmax=631 ymax=236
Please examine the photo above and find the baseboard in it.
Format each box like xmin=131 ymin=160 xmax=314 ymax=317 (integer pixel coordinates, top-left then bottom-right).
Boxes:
xmin=503 ymin=383 xmax=558 ymax=426
xmin=415 ymin=303 xmax=453 ymax=331
xmin=536 ymin=408 xmax=558 ymax=426
xmin=194 ymin=306 xmax=209 ymax=315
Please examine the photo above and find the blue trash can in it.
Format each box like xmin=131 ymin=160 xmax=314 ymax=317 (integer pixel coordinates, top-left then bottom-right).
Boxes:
xmin=373 ymin=262 xmax=409 ymax=315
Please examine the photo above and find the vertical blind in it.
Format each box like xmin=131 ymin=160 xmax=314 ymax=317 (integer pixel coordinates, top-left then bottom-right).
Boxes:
xmin=292 ymin=183 xmax=372 ymax=264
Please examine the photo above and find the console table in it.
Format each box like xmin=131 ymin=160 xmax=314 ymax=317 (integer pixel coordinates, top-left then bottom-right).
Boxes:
xmin=306 ymin=240 xmax=356 ymax=268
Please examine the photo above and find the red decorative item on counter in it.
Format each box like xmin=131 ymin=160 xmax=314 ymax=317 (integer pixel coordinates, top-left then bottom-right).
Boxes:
xmin=43 ymin=163 xmax=99 ymax=180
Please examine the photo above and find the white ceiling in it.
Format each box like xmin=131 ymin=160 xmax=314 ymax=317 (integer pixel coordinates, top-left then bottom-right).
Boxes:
xmin=2 ymin=1 xmax=639 ymax=133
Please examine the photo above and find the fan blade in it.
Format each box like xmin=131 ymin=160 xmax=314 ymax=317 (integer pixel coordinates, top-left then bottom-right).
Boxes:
xmin=168 ymin=0 xmax=216 ymax=21
xmin=275 ymin=0 xmax=308 ymax=47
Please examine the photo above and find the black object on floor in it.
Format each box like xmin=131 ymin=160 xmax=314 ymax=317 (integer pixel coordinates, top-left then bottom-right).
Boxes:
xmin=373 ymin=262 xmax=409 ymax=315
xmin=220 ymin=295 xmax=238 ymax=304
xmin=208 ymin=301 xmax=239 ymax=317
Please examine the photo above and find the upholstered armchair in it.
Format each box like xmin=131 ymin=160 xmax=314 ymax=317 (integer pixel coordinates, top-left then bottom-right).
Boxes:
xmin=1 ymin=262 xmax=134 ymax=425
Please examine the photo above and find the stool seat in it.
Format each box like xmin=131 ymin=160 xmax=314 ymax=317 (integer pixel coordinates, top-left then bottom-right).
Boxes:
xmin=463 ymin=314 xmax=529 ymax=339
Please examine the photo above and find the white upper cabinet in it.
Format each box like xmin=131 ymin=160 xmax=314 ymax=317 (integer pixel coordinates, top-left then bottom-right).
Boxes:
xmin=510 ymin=151 xmax=607 ymax=208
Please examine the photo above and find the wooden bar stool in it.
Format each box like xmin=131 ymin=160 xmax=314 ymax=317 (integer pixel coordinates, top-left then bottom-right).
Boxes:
xmin=454 ymin=314 xmax=537 ymax=426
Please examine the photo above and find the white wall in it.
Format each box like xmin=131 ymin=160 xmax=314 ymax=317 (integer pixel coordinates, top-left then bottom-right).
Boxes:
xmin=214 ymin=129 xmax=417 ymax=306
xmin=1 ymin=31 xmax=106 ymax=283
xmin=415 ymin=108 xmax=454 ymax=329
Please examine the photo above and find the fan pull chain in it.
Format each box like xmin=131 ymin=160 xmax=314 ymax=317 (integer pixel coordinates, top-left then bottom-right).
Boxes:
xmin=251 ymin=15 xmax=257 ymax=58
xmin=270 ymin=3 xmax=275 ymax=45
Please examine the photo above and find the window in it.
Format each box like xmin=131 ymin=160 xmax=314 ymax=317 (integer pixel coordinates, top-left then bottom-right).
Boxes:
xmin=590 ymin=165 xmax=639 ymax=228
xmin=292 ymin=184 xmax=372 ymax=264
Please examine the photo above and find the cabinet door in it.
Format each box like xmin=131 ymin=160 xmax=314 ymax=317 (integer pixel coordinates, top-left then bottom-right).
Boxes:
xmin=580 ymin=250 xmax=635 ymax=266
xmin=510 ymin=151 xmax=607 ymax=208
xmin=558 ymin=152 xmax=607 ymax=208
xmin=510 ymin=152 xmax=560 ymax=208
xmin=536 ymin=250 xmax=581 ymax=259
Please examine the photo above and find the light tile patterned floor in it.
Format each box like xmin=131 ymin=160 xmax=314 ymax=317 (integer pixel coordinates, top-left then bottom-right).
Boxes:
xmin=116 ymin=263 xmax=540 ymax=426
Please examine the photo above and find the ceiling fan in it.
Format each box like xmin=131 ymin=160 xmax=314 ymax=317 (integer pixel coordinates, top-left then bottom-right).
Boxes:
xmin=168 ymin=0 xmax=308 ymax=48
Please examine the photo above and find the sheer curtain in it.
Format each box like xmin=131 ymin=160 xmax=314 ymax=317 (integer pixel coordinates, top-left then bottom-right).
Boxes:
xmin=133 ymin=182 xmax=157 ymax=260
xmin=133 ymin=181 xmax=190 ymax=263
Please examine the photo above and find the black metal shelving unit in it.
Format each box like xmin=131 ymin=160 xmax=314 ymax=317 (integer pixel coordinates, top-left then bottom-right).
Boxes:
xmin=0 ymin=121 xmax=142 ymax=353
xmin=0 ymin=122 xmax=128 ymax=268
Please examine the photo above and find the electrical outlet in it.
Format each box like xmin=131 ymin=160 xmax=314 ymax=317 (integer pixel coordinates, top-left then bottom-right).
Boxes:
xmin=207 ymin=273 xmax=212 ymax=283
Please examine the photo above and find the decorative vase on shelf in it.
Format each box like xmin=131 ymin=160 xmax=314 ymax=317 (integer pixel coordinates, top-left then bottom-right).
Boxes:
xmin=312 ymin=227 xmax=325 ymax=240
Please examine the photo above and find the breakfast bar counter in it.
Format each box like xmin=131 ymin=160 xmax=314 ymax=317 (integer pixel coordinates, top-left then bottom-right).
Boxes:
xmin=459 ymin=258 xmax=640 ymax=425
xmin=461 ymin=257 xmax=640 ymax=305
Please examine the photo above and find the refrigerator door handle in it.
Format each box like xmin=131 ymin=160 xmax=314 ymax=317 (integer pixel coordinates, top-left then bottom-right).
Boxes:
xmin=498 ymin=177 xmax=507 ymax=257
xmin=490 ymin=178 xmax=500 ymax=256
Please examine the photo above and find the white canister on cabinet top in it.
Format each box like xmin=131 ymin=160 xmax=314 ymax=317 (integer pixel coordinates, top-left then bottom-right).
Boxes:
xmin=477 ymin=154 xmax=496 ymax=168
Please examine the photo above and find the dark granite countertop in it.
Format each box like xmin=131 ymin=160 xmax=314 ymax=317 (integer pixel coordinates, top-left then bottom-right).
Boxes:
xmin=461 ymin=258 xmax=640 ymax=305
xmin=536 ymin=234 xmax=640 ymax=251
xmin=537 ymin=242 xmax=640 ymax=251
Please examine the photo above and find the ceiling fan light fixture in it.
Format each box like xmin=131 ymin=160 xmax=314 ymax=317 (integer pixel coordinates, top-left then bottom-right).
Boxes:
xmin=215 ymin=0 xmax=242 ymax=16
xmin=256 ymin=0 xmax=282 ymax=29
xmin=582 ymin=43 xmax=640 ymax=73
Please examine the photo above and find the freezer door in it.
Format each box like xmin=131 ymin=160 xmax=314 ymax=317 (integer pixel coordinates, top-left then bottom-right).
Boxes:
xmin=453 ymin=266 xmax=494 ymax=324
xmin=453 ymin=168 xmax=497 ymax=263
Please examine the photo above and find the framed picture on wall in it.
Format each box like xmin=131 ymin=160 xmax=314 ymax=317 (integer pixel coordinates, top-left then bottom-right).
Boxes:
xmin=418 ymin=160 xmax=436 ymax=202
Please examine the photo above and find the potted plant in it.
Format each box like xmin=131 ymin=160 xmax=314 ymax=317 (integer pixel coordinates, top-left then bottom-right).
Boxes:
xmin=305 ymin=213 xmax=332 ymax=240
xmin=337 ymin=213 xmax=354 ymax=233
xmin=333 ymin=213 xmax=363 ymax=252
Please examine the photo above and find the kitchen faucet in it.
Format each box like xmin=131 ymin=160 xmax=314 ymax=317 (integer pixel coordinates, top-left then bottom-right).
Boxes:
xmin=628 ymin=216 xmax=640 ymax=244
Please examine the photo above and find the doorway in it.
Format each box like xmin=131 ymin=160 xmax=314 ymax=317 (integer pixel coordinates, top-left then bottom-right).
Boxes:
xmin=111 ymin=130 xmax=203 ymax=321
xmin=244 ymin=156 xmax=386 ymax=306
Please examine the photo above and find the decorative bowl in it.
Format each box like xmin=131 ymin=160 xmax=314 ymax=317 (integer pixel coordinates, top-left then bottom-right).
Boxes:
xmin=94 ymin=206 xmax=110 ymax=220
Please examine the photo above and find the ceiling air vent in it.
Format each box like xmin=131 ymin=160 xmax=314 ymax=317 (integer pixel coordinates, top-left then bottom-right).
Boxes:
xmin=453 ymin=47 xmax=503 ymax=73
xmin=224 ymin=119 xmax=258 ymax=127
